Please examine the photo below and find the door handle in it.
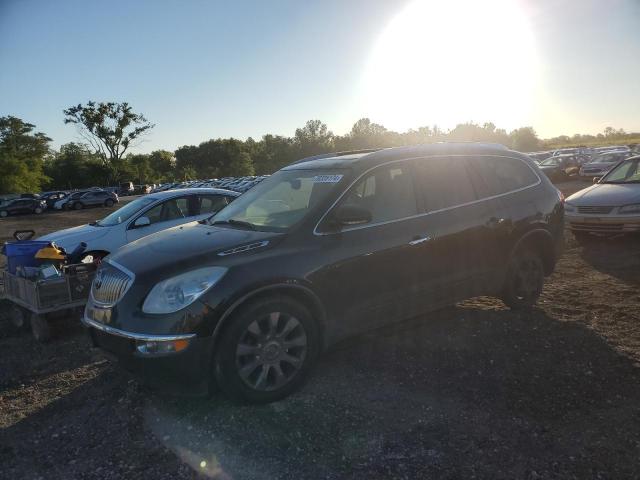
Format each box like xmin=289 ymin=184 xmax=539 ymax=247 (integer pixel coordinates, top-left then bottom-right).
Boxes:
xmin=409 ymin=235 xmax=432 ymax=246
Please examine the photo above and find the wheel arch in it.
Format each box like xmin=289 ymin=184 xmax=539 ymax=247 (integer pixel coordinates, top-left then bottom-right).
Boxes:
xmin=211 ymin=283 xmax=327 ymax=351
xmin=510 ymin=228 xmax=557 ymax=276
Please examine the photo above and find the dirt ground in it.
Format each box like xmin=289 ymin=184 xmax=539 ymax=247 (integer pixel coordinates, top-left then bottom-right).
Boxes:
xmin=1 ymin=182 xmax=640 ymax=479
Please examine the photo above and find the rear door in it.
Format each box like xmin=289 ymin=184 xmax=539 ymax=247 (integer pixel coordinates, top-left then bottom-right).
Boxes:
xmin=410 ymin=156 xmax=490 ymax=304
xmin=126 ymin=195 xmax=193 ymax=243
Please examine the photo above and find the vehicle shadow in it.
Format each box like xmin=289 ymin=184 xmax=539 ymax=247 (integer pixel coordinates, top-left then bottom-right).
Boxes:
xmin=0 ymin=367 xmax=186 ymax=479
xmin=578 ymin=234 xmax=640 ymax=286
xmin=146 ymin=304 xmax=640 ymax=479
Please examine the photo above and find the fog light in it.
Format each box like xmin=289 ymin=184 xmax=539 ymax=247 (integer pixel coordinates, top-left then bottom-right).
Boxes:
xmin=136 ymin=338 xmax=190 ymax=355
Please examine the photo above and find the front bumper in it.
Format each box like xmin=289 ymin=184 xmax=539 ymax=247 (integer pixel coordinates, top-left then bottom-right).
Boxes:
xmin=82 ymin=315 xmax=213 ymax=395
xmin=566 ymin=214 xmax=640 ymax=234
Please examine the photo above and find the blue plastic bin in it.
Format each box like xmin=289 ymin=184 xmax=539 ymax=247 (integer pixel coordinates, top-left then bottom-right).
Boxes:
xmin=2 ymin=240 xmax=50 ymax=274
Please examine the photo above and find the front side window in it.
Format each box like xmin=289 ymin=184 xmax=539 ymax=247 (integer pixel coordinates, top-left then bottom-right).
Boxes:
xmin=337 ymin=163 xmax=418 ymax=225
xmin=416 ymin=157 xmax=478 ymax=212
xmin=211 ymin=169 xmax=347 ymax=232
xmin=145 ymin=197 xmax=189 ymax=224
xmin=470 ymin=156 xmax=539 ymax=198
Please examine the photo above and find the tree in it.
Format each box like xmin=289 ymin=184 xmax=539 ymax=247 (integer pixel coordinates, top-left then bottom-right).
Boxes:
xmin=510 ymin=127 xmax=540 ymax=152
xmin=148 ymin=150 xmax=176 ymax=181
xmin=44 ymin=142 xmax=106 ymax=189
xmin=0 ymin=116 xmax=51 ymax=193
xmin=294 ymin=120 xmax=334 ymax=157
xmin=250 ymin=134 xmax=296 ymax=174
xmin=63 ymin=101 xmax=154 ymax=183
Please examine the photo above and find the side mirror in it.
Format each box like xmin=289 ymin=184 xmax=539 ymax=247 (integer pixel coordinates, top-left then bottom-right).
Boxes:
xmin=593 ymin=176 xmax=602 ymax=184
xmin=333 ymin=204 xmax=372 ymax=226
xmin=134 ymin=216 xmax=151 ymax=228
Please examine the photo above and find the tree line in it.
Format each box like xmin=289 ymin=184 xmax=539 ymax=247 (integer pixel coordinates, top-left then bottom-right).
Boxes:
xmin=1 ymin=101 xmax=638 ymax=194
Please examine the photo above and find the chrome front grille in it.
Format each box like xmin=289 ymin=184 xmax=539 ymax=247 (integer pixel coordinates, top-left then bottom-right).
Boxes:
xmin=91 ymin=263 xmax=133 ymax=306
xmin=577 ymin=206 xmax=613 ymax=215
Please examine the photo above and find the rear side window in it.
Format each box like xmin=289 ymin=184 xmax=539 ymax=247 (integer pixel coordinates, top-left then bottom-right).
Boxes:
xmin=198 ymin=194 xmax=229 ymax=214
xmin=339 ymin=162 xmax=418 ymax=224
xmin=469 ymin=156 xmax=539 ymax=198
xmin=415 ymin=157 xmax=478 ymax=212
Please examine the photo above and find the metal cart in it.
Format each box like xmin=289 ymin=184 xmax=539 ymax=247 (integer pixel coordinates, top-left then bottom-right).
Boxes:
xmin=0 ymin=261 xmax=96 ymax=342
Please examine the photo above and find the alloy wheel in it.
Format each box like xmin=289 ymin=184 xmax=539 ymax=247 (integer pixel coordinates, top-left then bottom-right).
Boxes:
xmin=235 ymin=311 xmax=308 ymax=392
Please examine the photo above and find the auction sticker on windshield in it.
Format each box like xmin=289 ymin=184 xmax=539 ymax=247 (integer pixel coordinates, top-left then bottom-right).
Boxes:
xmin=313 ymin=174 xmax=343 ymax=183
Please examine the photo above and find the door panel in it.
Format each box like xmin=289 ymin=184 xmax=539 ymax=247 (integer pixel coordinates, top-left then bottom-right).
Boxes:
xmin=312 ymin=161 xmax=424 ymax=340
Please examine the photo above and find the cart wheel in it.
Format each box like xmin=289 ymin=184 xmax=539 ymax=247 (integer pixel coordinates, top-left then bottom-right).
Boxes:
xmin=9 ymin=306 xmax=29 ymax=331
xmin=30 ymin=313 xmax=51 ymax=343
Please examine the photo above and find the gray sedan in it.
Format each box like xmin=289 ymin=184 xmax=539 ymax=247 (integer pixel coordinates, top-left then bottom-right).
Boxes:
xmin=566 ymin=155 xmax=640 ymax=238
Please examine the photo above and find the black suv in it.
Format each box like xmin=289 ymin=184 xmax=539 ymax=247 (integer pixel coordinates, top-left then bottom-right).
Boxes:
xmin=0 ymin=198 xmax=47 ymax=217
xmin=83 ymin=143 xmax=564 ymax=403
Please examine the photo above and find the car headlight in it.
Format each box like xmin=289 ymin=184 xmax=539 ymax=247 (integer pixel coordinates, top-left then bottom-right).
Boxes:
xmin=142 ymin=267 xmax=227 ymax=314
xmin=564 ymin=203 xmax=576 ymax=213
xmin=619 ymin=204 xmax=640 ymax=214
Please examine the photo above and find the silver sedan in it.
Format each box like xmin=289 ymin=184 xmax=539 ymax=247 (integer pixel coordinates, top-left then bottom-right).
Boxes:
xmin=565 ymin=155 xmax=640 ymax=238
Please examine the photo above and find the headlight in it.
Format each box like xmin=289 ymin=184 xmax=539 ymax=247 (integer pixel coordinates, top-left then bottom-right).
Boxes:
xmin=142 ymin=267 xmax=227 ymax=314
xmin=564 ymin=203 xmax=576 ymax=213
xmin=619 ymin=204 xmax=640 ymax=214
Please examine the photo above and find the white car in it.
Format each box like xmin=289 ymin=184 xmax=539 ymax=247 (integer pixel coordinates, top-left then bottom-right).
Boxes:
xmin=40 ymin=188 xmax=239 ymax=261
xmin=566 ymin=155 xmax=640 ymax=238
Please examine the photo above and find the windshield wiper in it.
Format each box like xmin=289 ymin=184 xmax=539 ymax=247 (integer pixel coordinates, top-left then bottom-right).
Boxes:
xmin=211 ymin=219 xmax=256 ymax=230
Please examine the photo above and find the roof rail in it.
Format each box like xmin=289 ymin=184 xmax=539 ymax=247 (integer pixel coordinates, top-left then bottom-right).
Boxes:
xmin=290 ymin=148 xmax=381 ymax=165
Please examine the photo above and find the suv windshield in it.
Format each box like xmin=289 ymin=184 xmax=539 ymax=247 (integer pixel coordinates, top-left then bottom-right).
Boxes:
xmin=97 ymin=196 xmax=157 ymax=226
xmin=601 ymin=158 xmax=640 ymax=184
xmin=210 ymin=169 xmax=347 ymax=232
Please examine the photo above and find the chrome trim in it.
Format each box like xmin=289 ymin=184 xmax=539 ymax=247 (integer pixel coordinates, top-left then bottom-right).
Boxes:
xmin=82 ymin=315 xmax=196 ymax=341
xmin=218 ymin=240 xmax=270 ymax=256
xmin=313 ymin=154 xmax=542 ymax=236
xmin=90 ymin=259 xmax=135 ymax=308
xmin=409 ymin=236 xmax=432 ymax=246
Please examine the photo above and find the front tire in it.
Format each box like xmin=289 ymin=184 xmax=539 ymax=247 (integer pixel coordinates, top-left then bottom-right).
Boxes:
xmin=34 ymin=207 xmax=43 ymax=214
xmin=214 ymin=296 xmax=319 ymax=403
xmin=104 ymin=199 xmax=114 ymax=207
xmin=501 ymin=249 xmax=544 ymax=310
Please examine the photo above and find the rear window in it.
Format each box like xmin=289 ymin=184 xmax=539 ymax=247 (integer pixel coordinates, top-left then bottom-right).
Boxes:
xmin=415 ymin=157 xmax=478 ymax=212
xmin=469 ymin=156 xmax=539 ymax=198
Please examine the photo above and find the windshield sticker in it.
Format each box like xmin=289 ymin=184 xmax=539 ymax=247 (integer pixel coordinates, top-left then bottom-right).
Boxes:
xmin=313 ymin=174 xmax=343 ymax=183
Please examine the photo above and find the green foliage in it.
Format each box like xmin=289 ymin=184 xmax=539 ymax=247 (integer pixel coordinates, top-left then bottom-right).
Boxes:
xmin=63 ymin=101 xmax=154 ymax=182
xmin=510 ymin=127 xmax=541 ymax=152
xmin=44 ymin=142 xmax=108 ymax=189
xmin=0 ymin=116 xmax=51 ymax=194
xmin=175 ymin=138 xmax=253 ymax=179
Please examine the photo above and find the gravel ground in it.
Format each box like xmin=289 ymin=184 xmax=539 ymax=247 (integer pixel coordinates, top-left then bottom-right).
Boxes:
xmin=1 ymin=182 xmax=640 ymax=479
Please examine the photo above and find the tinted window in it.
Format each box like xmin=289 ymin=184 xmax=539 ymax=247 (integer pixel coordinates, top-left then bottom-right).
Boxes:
xmin=339 ymin=162 xmax=418 ymax=224
xmin=470 ymin=156 xmax=539 ymax=198
xmin=144 ymin=197 xmax=188 ymax=224
xmin=415 ymin=157 xmax=478 ymax=212
xmin=198 ymin=195 xmax=229 ymax=214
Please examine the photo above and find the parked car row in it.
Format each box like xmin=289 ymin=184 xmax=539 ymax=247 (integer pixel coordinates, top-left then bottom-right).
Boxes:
xmin=150 ymin=176 xmax=269 ymax=194
xmin=529 ymin=145 xmax=639 ymax=183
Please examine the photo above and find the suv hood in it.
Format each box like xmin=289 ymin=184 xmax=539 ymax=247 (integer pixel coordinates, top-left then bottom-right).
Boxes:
xmin=566 ymin=183 xmax=640 ymax=206
xmin=110 ymin=222 xmax=281 ymax=276
xmin=39 ymin=224 xmax=109 ymax=250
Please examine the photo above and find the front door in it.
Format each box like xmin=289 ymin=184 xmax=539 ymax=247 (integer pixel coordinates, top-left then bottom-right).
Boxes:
xmin=312 ymin=160 xmax=426 ymax=340
xmin=126 ymin=195 xmax=194 ymax=243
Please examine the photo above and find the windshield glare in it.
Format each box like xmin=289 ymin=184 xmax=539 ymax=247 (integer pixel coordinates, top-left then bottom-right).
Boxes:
xmin=602 ymin=159 xmax=640 ymax=184
xmin=97 ymin=196 xmax=157 ymax=226
xmin=210 ymin=169 xmax=347 ymax=232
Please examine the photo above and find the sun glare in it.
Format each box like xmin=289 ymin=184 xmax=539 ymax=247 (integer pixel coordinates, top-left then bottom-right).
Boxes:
xmin=360 ymin=0 xmax=538 ymax=132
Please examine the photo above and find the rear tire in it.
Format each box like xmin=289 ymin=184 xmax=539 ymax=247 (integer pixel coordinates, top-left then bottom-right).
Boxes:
xmin=501 ymin=249 xmax=544 ymax=310
xmin=104 ymin=199 xmax=114 ymax=207
xmin=30 ymin=313 xmax=51 ymax=342
xmin=214 ymin=296 xmax=319 ymax=403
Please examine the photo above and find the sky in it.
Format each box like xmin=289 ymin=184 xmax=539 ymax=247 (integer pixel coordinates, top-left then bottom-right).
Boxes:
xmin=1 ymin=0 xmax=639 ymax=153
